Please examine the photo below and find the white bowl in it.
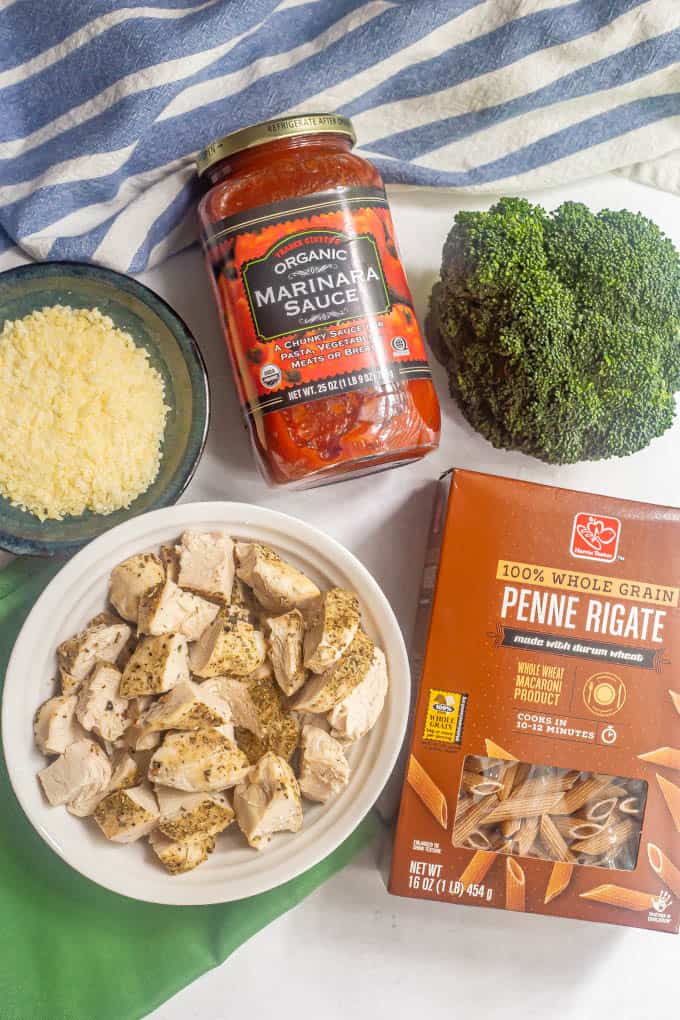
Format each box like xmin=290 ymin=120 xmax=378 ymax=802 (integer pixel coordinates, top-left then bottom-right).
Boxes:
xmin=2 ymin=502 xmax=409 ymax=905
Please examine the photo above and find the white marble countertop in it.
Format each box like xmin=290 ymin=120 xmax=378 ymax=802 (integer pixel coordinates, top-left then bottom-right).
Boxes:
xmin=8 ymin=175 xmax=680 ymax=1018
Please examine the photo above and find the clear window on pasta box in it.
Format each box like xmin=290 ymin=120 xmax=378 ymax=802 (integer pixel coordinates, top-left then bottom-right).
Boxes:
xmin=452 ymin=756 xmax=648 ymax=871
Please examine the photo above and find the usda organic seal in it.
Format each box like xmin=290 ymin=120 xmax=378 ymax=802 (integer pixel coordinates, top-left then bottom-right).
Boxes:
xmin=260 ymin=364 xmax=282 ymax=389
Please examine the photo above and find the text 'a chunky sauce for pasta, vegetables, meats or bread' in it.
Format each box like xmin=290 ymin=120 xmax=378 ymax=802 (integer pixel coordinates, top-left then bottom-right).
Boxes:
xmin=196 ymin=114 xmax=440 ymax=487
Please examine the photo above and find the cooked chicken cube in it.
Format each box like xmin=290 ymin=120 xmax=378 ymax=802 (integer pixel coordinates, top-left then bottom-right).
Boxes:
xmin=171 ymin=592 xmax=221 ymax=644
xmin=327 ymin=646 xmax=388 ymax=742
xmin=160 ymin=544 xmax=181 ymax=582
xmin=124 ymin=725 xmax=162 ymax=752
xmin=248 ymin=661 xmax=275 ymax=682
xmin=133 ymin=747 xmax=157 ymax=776
xmin=148 ymin=729 xmax=250 ymax=792
xmin=207 ymin=674 xmax=300 ymax=760
xmin=194 ymin=679 xmax=240 ymax=740
xmin=59 ymin=667 xmax=81 ymax=696
xmin=206 ymin=675 xmax=271 ymax=740
xmin=138 ymin=579 xmax=220 ymax=642
xmin=33 ymin=694 xmax=82 ymax=755
xmin=137 ymin=579 xmax=189 ymax=637
xmin=123 ymin=697 xmax=160 ymax=749
xmin=215 ymin=720 xmax=236 ymax=743
xmin=128 ymin=695 xmax=153 ymax=722
xmin=177 ymin=531 xmax=234 ymax=602
xmin=233 ymin=752 xmax=303 ymax=850
xmin=231 ymin=576 xmax=261 ymax=618
xmin=57 ymin=612 xmax=131 ymax=686
xmin=232 ymin=717 xmax=298 ymax=764
xmin=303 ymin=588 xmax=360 ymax=674
xmin=190 ymin=609 xmax=266 ymax=678
xmin=101 ymin=737 xmax=126 ymax=755
xmin=169 ymin=589 xmax=221 ymax=643
xmin=38 ymin=739 xmax=111 ymax=817
xmin=109 ymin=553 xmax=165 ymax=622
xmin=260 ymin=712 xmax=301 ymax=761
xmin=267 ymin=610 xmax=306 ymax=695
xmin=156 ymin=787 xmax=234 ymax=839
xmin=294 ymin=711 xmax=331 ymax=733
xmin=94 ymin=783 xmax=159 ymax=843
xmin=137 ymin=679 xmax=231 ymax=733
xmin=298 ymin=725 xmax=350 ymax=803
xmin=107 ymin=749 xmax=141 ymax=793
xmin=120 ymin=633 xmax=189 ymax=697
xmin=149 ymin=829 xmax=215 ymax=874
xmin=235 ymin=543 xmax=320 ymax=614
xmin=293 ymin=630 xmax=375 ymax=714
xmin=76 ymin=661 xmax=129 ymax=742
xmin=234 ymin=727 xmax=268 ymax=765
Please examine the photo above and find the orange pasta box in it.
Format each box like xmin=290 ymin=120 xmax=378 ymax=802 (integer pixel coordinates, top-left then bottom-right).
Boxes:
xmin=389 ymin=469 xmax=680 ymax=931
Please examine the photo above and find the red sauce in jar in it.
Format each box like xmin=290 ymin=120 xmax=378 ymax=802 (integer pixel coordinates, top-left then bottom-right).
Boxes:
xmin=197 ymin=114 xmax=440 ymax=486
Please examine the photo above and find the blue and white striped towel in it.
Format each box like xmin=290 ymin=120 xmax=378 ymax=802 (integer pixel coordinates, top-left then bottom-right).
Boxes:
xmin=0 ymin=0 xmax=678 ymax=273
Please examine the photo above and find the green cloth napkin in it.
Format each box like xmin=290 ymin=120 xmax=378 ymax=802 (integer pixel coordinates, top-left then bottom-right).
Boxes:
xmin=0 ymin=557 xmax=380 ymax=1020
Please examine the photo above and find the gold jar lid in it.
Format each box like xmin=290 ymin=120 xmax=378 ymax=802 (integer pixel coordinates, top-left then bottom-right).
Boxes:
xmin=196 ymin=113 xmax=356 ymax=177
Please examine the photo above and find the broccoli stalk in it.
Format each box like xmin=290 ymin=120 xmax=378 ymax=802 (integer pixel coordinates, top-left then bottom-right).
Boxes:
xmin=428 ymin=197 xmax=680 ymax=463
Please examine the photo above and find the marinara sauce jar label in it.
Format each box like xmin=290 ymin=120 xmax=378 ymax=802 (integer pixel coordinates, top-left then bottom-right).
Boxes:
xmin=197 ymin=114 xmax=440 ymax=486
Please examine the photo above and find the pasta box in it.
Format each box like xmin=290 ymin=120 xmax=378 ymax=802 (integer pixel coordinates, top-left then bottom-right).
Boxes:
xmin=389 ymin=469 xmax=680 ymax=931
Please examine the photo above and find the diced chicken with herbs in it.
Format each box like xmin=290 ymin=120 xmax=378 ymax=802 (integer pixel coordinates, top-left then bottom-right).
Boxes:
xmin=234 ymin=753 xmax=303 ymax=850
xmin=94 ymin=784 xmax=159 ymax=842
xmin=107 ymin=749 xmax=141 ymax=793
xmin=206 ymin=674 xmax=299 ymax=760
xmin=293 ymin=630 xmax=376 ymax=714
xmin=190 ymin=608 xmax=266 ymax=678
xmin=149 ymin=830 xmax=216 ymax=874
xmin=57 ymin=612 xmax=131 ymax=688
xmin=34 ymin=694 xmax=82 ymax=755
xmin=76 ymin=661 xmax=128 ymax=742
xmin=160 ymin=544 xmax=181 ymax=582
xmin=39 ymin=739 xmax=111 ymax=816
xmin=124 ymin=724 xmax=162 ymax=752
xmin=235 ymin=542 xmax=320 ymax=613
xmin=231 ymin=576 xmax=260 ymax=618
xmin=120 ymin=633 xmax=190 ymax=697
xmin=58 ymin=668 xmax=82 ymax=696
xmin=303 ymin=588 xmax=360 ymax=673
xmin=127 ymin=695 xmax=153 ymax=721
xmin=267 ymin=610 xmax=306 ymax=695
xmin=177 ymin=531 xmax=234 ymax=602
xmin=35 ymin=529 xmax=389 ymax=874
xmin=148 ymin=729 xmax=250 ymax=792
xmin=109 ymin=553 xmax=165 ymax=622
xmin=327 ymin=646 xmax=389 ymax=743
xmin=138 ymin=579 xmax=219 ymax=642
xmin=294 ymin=711 xmax=331 ymax=733
xmin=136 ymin=680 xmax=231 ymax=734
xmin=156 ymin=788 xmax=234 ymax=839
xmin=298 ymin=726 xmax=350 ymax=803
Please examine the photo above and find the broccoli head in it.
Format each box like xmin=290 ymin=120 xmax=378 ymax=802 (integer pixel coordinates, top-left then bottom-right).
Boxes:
xmin=427 ymin=197 xmax=680 ymax=463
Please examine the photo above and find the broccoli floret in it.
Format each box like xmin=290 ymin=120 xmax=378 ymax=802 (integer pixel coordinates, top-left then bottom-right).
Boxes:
xmin=428 ymin=197 xmax=680 ymax=463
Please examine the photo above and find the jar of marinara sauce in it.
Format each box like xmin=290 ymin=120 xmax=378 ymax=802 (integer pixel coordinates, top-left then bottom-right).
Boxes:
xmin=196 ymin=113 xmax=440 ymax=486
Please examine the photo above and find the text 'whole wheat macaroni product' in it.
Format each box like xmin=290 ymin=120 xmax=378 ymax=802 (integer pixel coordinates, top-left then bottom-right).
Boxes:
xmin=390 ymin=470 xmax=680 ymax=932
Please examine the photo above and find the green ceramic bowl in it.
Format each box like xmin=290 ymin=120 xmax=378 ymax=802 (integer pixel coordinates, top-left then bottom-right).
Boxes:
xmin=0 ymin=261 xmax=209 ymax=556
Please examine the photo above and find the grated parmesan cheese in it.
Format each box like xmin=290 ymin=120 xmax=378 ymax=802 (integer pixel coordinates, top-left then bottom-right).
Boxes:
xmin=0 ymin=304 xmax=169 ymax=521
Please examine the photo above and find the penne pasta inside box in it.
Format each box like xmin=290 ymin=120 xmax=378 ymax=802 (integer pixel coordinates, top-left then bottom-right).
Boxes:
xmin=390 ymin=469 xmax=680 ymax=931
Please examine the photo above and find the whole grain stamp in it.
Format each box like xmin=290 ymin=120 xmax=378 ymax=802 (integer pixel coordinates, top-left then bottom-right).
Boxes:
xmin=390 ymin=470 xmax=680 ymax=932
